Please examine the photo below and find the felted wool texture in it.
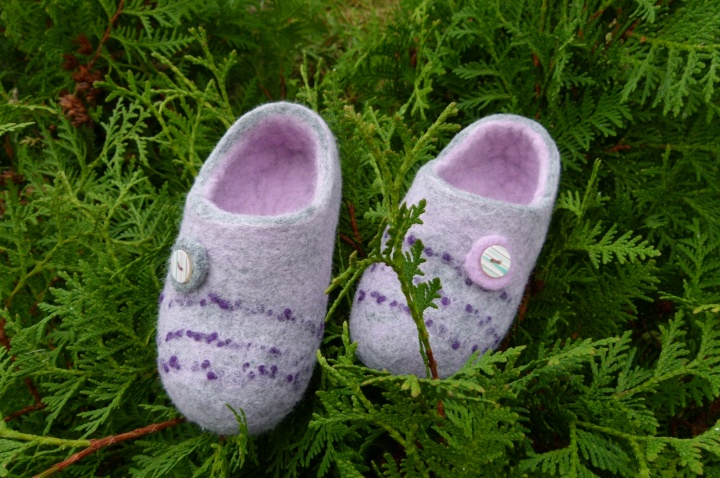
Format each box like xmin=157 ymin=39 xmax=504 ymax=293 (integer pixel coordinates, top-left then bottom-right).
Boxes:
xmin=349 ymin=114 xmax=560 ymax=378
xmin=157 ymin=102 xmax=341 ymax=436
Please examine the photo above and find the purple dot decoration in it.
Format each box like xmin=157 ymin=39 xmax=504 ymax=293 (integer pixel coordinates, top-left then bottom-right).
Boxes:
xmin=207 ymin=371 xmax=218 ymax=380
xmin=169 ymin=356 xmax=180 ymax=370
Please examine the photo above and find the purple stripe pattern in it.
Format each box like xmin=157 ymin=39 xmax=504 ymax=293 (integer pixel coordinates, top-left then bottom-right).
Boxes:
xmin=162 ymin=292 xmax=324 ymax=339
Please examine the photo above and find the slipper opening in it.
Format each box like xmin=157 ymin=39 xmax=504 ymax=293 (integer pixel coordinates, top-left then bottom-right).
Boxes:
xmin=435 ymin=121 xmax=547 ymax=205
xmin=207 ymin=114 xmax=318 ymax=215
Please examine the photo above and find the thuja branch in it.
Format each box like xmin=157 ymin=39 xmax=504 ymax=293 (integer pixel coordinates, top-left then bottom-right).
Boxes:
xmin=343 ymin=105 xmax=395 ymax=207
xmin=384 ymin=201 xmax=441 ymax=382
xmin=0 ymin=318 xmax=9 ymax=351
xmin=7 ymin=236 xmax=75 ymax=307
xmin=3 ymin=402 xmax=46 ymax=422
xmin=395 ymin=270 xmax=440 ymax=382
xmin=0 ymin=418 xmax=186 ymax=478
xmin=317 ymin=351 xmax=407 ymax=447
xmin=615 ymin=321 xmax=716 ymax=399
xmin=31 ymin=418 xmax=187 ymax=478
xmin=391 ymin=102 xmax=458 ymax=198
xmin=339 ymin=203 xmax=367 ymax=255
xmin=629 ymin=34 xmax=720 ymax=52
xmin=0 ymin=428 xmax=90 ymax=448
xmin=393 ymin=263 xmax=446 ymax=418
xmin=3 ymin=379 xmax=46 ymax=422
xmin=574 ymin=420 xmax=719 ymax=468
xmin=383 ymin=201 xmax=445 ymax=416
xmin=1 ymin=317 xmax=47 ymax=421
xmin=88 ymin=0 xmax=125 ymax=70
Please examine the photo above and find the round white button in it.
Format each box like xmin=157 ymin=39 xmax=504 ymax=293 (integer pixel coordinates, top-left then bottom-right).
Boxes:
xmin=171 ymin=249 xmax=193 ymax=284
xmin=480 ymin=245 xmax=510 ymax=278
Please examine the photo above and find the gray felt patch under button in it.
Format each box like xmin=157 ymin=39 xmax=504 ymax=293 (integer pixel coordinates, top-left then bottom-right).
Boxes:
xmin=169 ymin=237 xmax=209 ymax=293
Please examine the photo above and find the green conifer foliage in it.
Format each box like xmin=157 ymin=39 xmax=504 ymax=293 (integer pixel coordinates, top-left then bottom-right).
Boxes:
xmin=1 ymin=0 xmax=719 ymax=476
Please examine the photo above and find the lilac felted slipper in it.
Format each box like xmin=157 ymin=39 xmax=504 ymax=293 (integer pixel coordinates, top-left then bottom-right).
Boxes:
xmin=157 ymin=102 xmax=341 ymax=435
xmin=349 ymin=114 xmax=560 ymax=378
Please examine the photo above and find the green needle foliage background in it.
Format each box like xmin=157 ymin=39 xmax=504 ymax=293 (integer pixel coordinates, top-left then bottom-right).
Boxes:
xmin=1 ymin=0 xmax=719 ymax=476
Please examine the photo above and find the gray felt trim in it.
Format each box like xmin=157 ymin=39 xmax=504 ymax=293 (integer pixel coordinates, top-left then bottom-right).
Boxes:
xmin=186 ymin=102 xmax=335 ymax=226
xmin=170 ymin=237 xmax=209 ymax=293
xmin=423 ymin=113 xmax=561 ymax=211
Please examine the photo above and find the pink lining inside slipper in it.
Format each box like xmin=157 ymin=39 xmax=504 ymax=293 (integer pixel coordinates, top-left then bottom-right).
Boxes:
xmin=207 ymin=115 xmax=317 ymax=215
xmin=435 ymin=121 xmax=548 ymax=205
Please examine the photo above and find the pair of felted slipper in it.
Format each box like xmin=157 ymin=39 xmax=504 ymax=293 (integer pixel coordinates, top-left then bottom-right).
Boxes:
xmin=156 ymin=102 xmax=560 ymax=435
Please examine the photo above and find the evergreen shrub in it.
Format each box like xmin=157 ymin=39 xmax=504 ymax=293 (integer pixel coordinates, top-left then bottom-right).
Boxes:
xmin=1 ymin=0 xmax=719 ymax=476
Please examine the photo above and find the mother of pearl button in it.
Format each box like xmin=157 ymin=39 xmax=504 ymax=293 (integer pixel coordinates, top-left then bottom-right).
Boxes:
xmin=171 ymin=249 xmax=193 ymax=284
xmin=480 ymin=245 xmax=511 ymax=278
